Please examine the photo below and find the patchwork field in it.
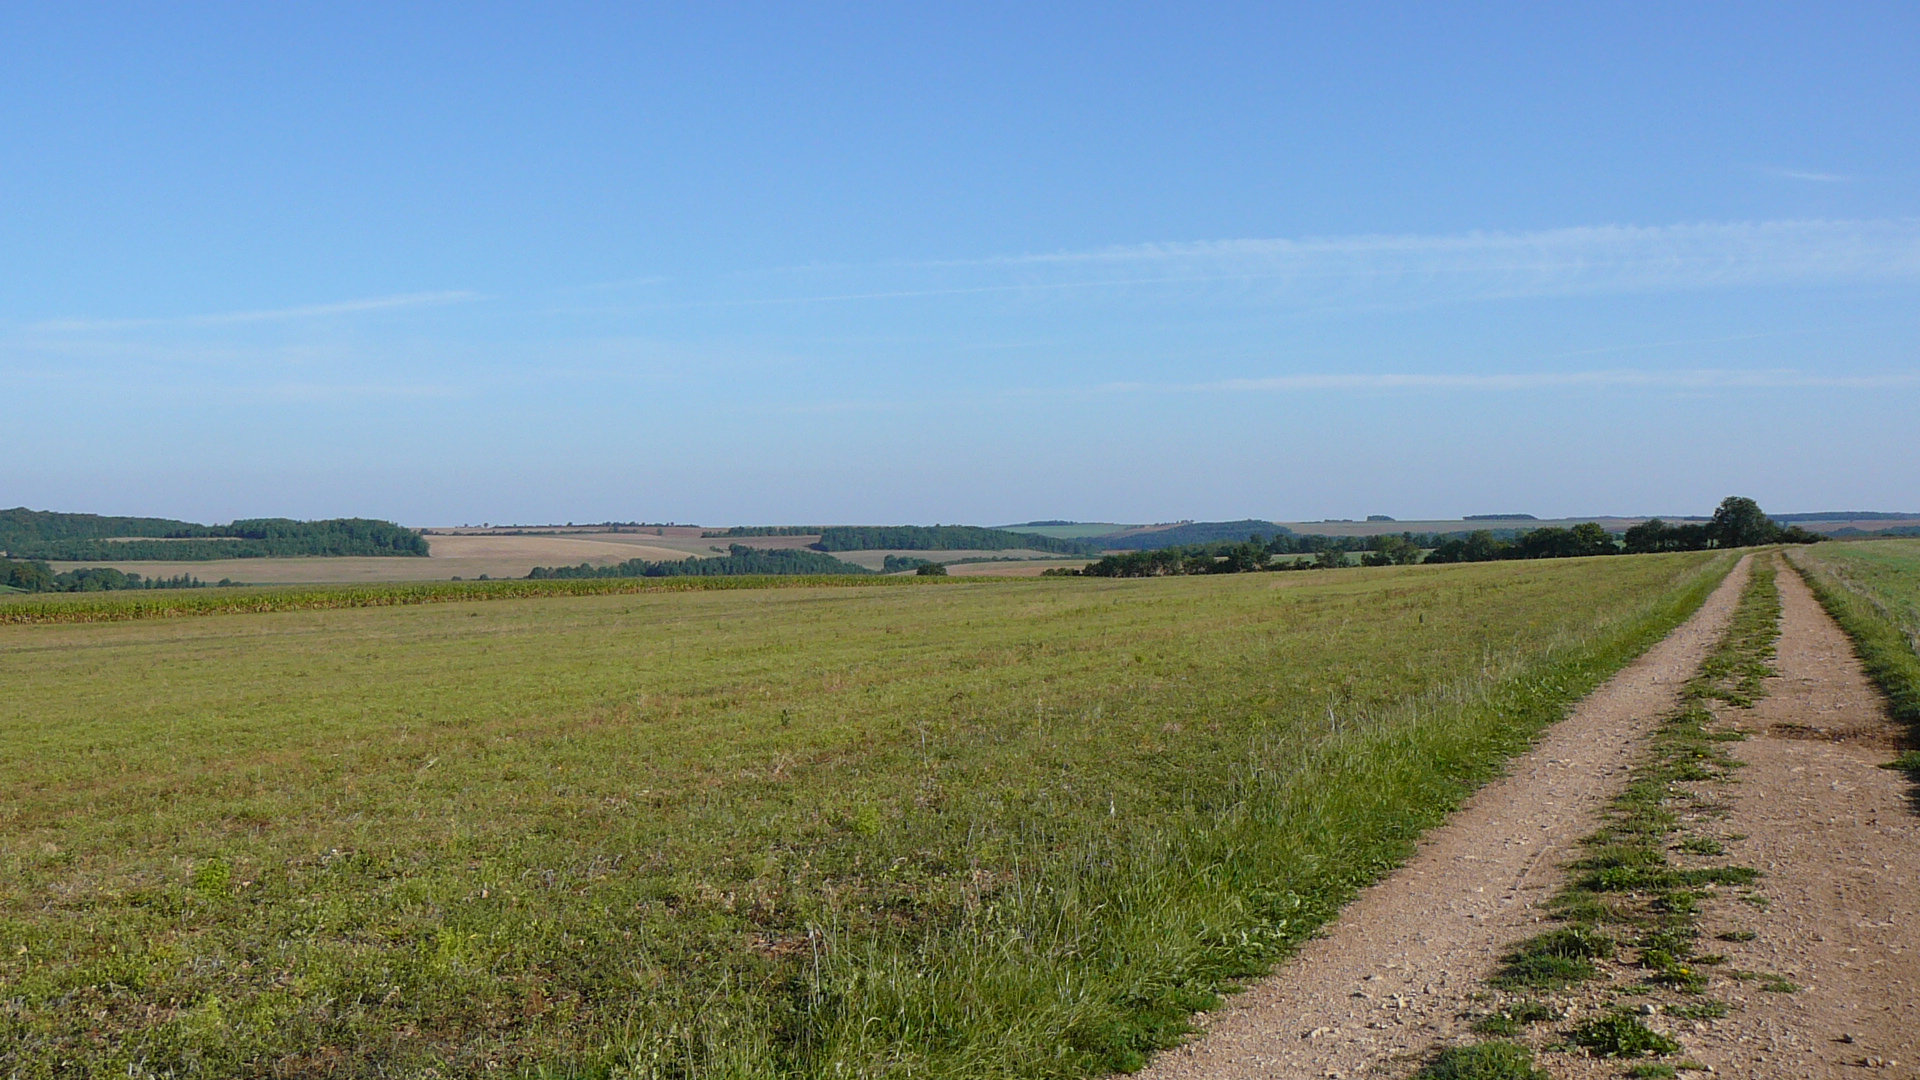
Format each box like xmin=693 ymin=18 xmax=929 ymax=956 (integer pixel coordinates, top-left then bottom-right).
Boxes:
xmin=0 ymin=553 xmax=1729 ymax=1077
xmin=46 ymin=532 xmax=1077 ymax=585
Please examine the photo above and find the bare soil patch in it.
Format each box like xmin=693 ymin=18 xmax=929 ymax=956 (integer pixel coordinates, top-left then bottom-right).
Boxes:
xmin=1133 ymin=556 xmax=1755 ymax=1080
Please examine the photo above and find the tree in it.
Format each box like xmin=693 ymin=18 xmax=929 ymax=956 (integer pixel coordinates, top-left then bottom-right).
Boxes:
xmin=1568 ymin=522 xmax=1615 ymax=556
xmin=1368 ymin=533 xmax=1424 ymax=566
xmin=1462 ymin=530 xmax=1503 ymax=562
xmin=1710 ymin=497 xmax=1777 ymax=549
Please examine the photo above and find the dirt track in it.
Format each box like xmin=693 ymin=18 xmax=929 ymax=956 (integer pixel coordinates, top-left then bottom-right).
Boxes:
xmin=1134 ymin=554 xmax=1919 ymax=1078
xmin=1134 ymin=556 xmax=1756 ymax=1080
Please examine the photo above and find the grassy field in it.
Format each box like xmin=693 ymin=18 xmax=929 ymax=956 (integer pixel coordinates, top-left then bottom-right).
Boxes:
xmin=0 ymin=554 xmax=1728 ymax=1078
xmin=1789 ymin=539 xmax=1920 ymax=733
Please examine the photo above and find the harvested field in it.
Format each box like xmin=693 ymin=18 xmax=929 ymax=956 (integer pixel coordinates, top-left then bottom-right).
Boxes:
xmin=0 ymin=554 xmax=1726 ymax=1077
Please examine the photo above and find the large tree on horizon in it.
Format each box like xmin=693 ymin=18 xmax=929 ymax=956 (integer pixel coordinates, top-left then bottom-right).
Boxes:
xmin=1710 ymin=496 xmax=1777 ymax=549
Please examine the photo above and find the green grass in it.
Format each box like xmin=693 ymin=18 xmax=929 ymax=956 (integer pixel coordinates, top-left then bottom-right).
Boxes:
xmin=0 ymin=554 xmax=1729 ymax=1078
xmin=1790 ymin=540 xmax=1920 ymax=736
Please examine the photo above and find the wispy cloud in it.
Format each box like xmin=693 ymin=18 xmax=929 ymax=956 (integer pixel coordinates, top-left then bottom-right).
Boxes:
xmin=29 ymin=291 xmax=479 ymax=332
xmin=1100 ymin=368 xmax=1920 ymax=394
xmin=966 ymin=220 xmax=1920 ymax=301
xmin=1758 ymin=166 xmax=1853 ymax=183
xmin=590 ymin=219 xmax=1920 ymax=314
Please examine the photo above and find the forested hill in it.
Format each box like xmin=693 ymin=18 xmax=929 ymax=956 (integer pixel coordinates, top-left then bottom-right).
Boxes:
xmin=1096 ymin=520 xmax=1296 ymax=550
xmin=810 ymin=526 xmax=1096 ymax=555
xmin=0 ymin=508 xmax=428 ymax=560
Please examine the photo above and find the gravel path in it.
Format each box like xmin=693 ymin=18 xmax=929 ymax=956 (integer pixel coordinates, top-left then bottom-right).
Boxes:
xmin=1134 ymin=556 xmax=1756 ymax=1080
xmin=1678 ymin=560 xmax=1920 ymax=1076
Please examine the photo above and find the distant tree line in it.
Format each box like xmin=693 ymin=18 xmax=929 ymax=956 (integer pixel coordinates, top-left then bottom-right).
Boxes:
xmin=527 ymin=545 xmax=871 ymax=579
xmin=1425 ymin=522 xmax=1618 ymax=563
xmin=1073 ymin=537 xmax=1359 ymax=577
xmin=0 ymin=509 xmax=428 ymax=561
xmin=0 ymin=558 xmax=229 ymax=592
xmin=1620 ymin=501 xmax=1824 ymax=553
xmin=881 ymin=554 xmax=936 ymax=573
xmin=1058 ymin=498 xmax=1818 ymax=578
xmin=702 ymin=526 xmax=823 ymax=538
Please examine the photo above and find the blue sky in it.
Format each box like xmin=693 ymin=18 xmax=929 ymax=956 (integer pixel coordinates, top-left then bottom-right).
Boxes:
xmin=4 ymin=3 xmax=1917 ymax=526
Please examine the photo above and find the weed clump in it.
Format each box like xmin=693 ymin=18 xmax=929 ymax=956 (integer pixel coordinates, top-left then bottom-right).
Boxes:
xmin=1570 ymin=1011 xmax=1681 ymax=1058
xmin=1416 ymin=1041 xmax=1550 ymax=1080
xmin=1490 ymin=927 xmax=1615 ymax=989
xmin=1472 ymin=1000 xmax=1560 ymax=1036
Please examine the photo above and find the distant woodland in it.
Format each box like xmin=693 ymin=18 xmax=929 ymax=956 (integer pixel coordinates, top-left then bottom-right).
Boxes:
xmin=0 ymin=559 xmax=225 ymax=593
xmin=526 ymin=545 xmax=871 ymax=579
xmin=0 ymin=508 xmax=428 ymax=560
xmin=702 ymin=526 xmax=821 ymax=538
